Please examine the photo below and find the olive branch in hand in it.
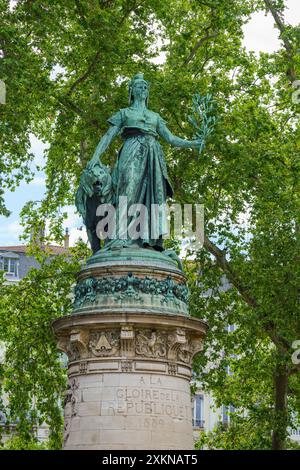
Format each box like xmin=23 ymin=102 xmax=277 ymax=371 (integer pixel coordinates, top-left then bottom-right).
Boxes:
xmin=188 ymin=92 xmax=217 ymax=154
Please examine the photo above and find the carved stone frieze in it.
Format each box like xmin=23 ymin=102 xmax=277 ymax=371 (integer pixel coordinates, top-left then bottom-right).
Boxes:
xmin=79 ymin=361 xmax=88 ymax=374
xmin=177 ymin=343 xmax=192 ymax=364
xmin=189 ymin=336 xmax=204 ymax=358
xmin=135 ymin=330 xmax=167 ymax=358
xmin=57 ymin=324 xmax=204 ymax=371
xmin=73 ymin=274 xmax=189 ymax=309
xmin=70 ymin=329 xmax=89 ymax=358
xmin=57 ymin=331 xmax=88 ymax=362
xmin=89 ymin=331 xmax=120 ymax=357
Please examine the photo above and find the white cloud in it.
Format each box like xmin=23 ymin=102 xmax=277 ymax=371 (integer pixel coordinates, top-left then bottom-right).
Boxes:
xmin=0 ymin=220 xmax=23 ymax=246
xmin=69 ymin=227 xmax=88 ymax=247
xmin=243 ymin=12 xmax=281 ymax=53
xmin=284 ymin=0 xmax=300 ymax=25
xmin=62 ymin=205 xmax=81 ymax=230
xmin=243 ymin=0 xmax=300 ymax=54
xmin=61 ymin=205 xmax=87 ymax=247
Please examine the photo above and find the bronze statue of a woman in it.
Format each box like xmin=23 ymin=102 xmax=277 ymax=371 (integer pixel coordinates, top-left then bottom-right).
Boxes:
xmin=76 ymin=73 xmax=203 ymax=254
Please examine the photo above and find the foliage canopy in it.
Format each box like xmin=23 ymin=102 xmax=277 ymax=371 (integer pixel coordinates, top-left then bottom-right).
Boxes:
xmin=0 ymin=0 xmax=299 ymax=449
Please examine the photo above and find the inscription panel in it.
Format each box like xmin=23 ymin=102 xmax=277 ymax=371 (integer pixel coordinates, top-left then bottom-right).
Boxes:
xmin=67 ymin=373 xmax=193 ymax=449
xmin=100 ymin=374 xmax=192 ymax=432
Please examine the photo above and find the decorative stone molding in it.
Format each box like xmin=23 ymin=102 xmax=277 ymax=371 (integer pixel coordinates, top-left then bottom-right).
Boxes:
xmin=64 ymin=377 xmax=79 ymax=410
xmin=177 ymin=343 xmax=192 ymax=364
xmin=79 ymin=361 xmax=88 ymax=374
xmin=70 ymin=329 xmax=89 ymax=358
xmin=55 ymin=321 xmax=206 ymax=373
xmin=168 ymin=362 xmax=177 ymax=375
xmin=73 ymin=274 xmax=189 ymax=309
xmin=120 ymin=325 xmax=135 ymax=357
xmin=57 ymin=329 xmax=89 ymax=361
xmin=63 ymin=378 xmax=79 ymax=445
xmin=121 ymin=360 xmax=133 ymax=372
xmin=189 ymin=335 xmax=204 ymax=357
xmin=167 ymin=328 xmax=187 ymax=361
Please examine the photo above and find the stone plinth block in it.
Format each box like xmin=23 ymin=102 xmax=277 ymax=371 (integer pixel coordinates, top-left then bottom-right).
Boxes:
xmin=52 ymin=249 xmax=208 ymax=450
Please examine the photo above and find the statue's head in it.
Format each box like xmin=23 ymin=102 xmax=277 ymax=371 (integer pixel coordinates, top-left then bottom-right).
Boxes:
xmin=128 ymin=72 xmax=150 ymax=106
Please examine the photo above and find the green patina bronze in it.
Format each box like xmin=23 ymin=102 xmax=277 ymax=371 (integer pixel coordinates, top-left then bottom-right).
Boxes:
xmin=73 ymin=273 xmax=189 ymax=310
xmin=86 ymin=246 xmax=183 ymax=270
xmin=75 ymin=73 xmax=213 ymax=255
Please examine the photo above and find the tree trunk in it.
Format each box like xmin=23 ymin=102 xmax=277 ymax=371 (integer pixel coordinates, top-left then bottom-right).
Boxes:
xmin=272 ymin=362 xmax=289 ymax=450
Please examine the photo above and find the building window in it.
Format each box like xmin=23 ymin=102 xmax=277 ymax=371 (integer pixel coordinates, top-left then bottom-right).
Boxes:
xmin=193 ymin=394 xmax=204 ymax=428
xmin=1 ymin=257 xmax=19 ymax=277
xmin=222 ymin=404 xmax=235 ymax=425
xmin=222 ymin=405 xmax=229 ymax=425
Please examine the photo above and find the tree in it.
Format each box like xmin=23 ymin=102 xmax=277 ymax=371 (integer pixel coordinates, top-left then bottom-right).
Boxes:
xmin=0 ymin=243 xmax=89 ymax=448
xmin=0 ymin=0 xmax=299 ymax=449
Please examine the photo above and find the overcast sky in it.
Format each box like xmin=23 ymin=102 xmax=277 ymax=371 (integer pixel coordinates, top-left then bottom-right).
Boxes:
xmin=0 ymin=1 xmax=299 ymax=247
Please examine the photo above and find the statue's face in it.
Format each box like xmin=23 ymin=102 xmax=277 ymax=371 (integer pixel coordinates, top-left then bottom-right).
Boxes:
xmin=132 ymin=80 xmax=149 ymax=102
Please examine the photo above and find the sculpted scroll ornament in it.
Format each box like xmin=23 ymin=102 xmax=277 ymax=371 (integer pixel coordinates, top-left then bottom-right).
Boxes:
xmin=57 ymin=329 xmax=89 ymax=362
xmin=177 ymin=343 xmax=192 ymax=364
xmin=69 ymin=344 xmax=80 ymax=362
xmin=177 ymin=335 xmax=204 ymax=364
xmin=89 ymin=331 xmax=120 ymax=357
xmin=167 ymin=328 xmax=187 ymax=361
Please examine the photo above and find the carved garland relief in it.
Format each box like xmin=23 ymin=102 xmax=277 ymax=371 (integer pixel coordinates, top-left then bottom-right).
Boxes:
xmin=73 ymin=274 xmax=189 ymax=309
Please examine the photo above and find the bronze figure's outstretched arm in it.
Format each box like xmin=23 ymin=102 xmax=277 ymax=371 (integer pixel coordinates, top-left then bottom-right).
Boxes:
xmin=157 ymin=120 xmax=202 ymax=149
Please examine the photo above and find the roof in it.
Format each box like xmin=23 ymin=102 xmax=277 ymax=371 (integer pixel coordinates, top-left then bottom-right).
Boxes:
xmin=0 ymin=245 xmax=68 ymax=255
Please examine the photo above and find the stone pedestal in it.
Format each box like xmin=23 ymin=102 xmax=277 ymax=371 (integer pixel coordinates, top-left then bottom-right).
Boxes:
xmin=52 ymin=249 xmax=207 ymax=450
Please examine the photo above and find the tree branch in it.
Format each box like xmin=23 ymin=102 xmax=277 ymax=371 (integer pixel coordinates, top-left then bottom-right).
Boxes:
xmin=184 ymin=32 xmax=218 ymax=65
xmin=288 ymin=364 xmax=300 ymax=376
xmin=264 ymin=0 xmax=297 ymax=83
xmin=203 ymin=235 xmax=293 ymax=354
xmin=67 ymin=50 xmax=101 ymax=96
xmin=118 ymin=1 xmax=145 ymax=25
xmin=55 ymin=94 xmax=100 ymax=129
xmin=203 ymin=235 xmax=259 ymax=308
xmin=74 ymin=0 xmax=88 ymax=28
